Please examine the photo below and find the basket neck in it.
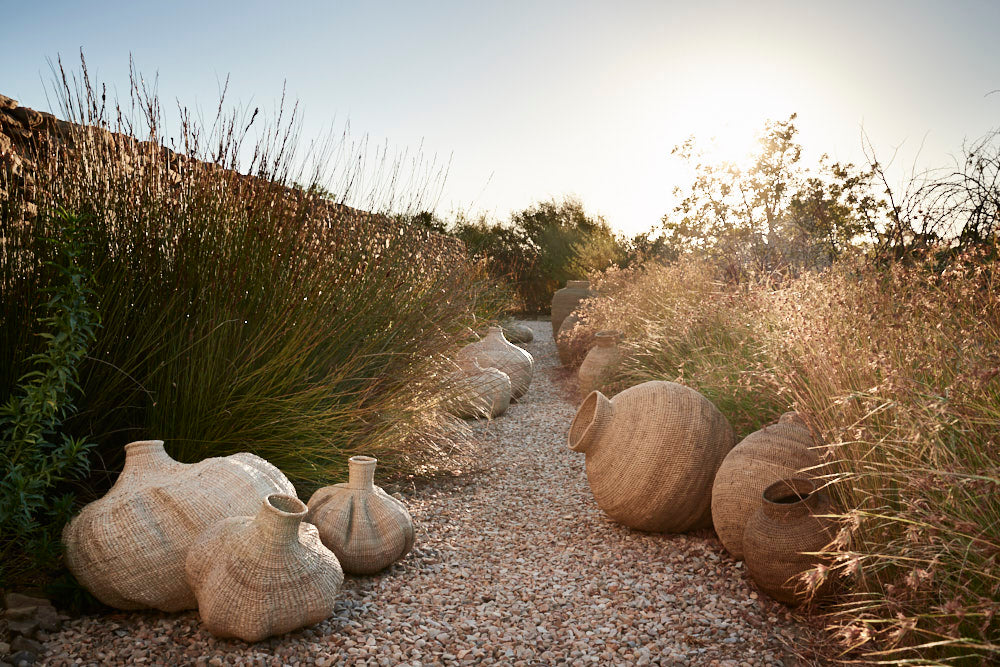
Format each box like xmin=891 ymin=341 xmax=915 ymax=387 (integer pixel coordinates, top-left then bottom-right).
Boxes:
xmin=568 ymin=391 xmax=613 ymax=454
xmin=348 ymin=456 xmax=378 ymax=490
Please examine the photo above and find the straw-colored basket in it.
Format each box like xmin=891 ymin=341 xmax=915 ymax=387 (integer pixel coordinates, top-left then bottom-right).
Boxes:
xmin=457 ymin=327 xmax=533 ymax=399
xmin=551 ymin=280 xmax=594 ymax=338
xmin=556 ymin=312 xmax=595 ymax=368
xmin=502 ymin=320 xmax=534 ymax=344
xmin=307 ymin=456 xmax=415 ymax=575
xmin=444 ymin=358 xmax=511 ymax=419
xmin=63 ymin=440 xmax=295 ymax=611
xmin=568 ymin=381 xmax=736 ymax=532
xmin=185 ymin=494 xmax=343 ymax=641
xmin=743 ymin=477 xmax=837 ymax=605
xmin=711 ymin=413 xmax=820 ymax=560
xmin=577 ymin=330 xmax=621 ymax=396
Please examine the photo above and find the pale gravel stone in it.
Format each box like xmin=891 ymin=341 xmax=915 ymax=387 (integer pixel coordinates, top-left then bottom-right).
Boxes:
xmin=39 ymin=320 xmax=809 ymax=666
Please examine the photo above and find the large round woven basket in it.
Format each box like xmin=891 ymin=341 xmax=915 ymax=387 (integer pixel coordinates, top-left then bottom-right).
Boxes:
xmin=185 ymin=494 xmax=344 ymax=641
xmin=711 ymin=413 xmax=820 ymax=560
xmin=307 ymin=456 xmax=415 ymax=575
xmin=457 ymin=327 xmax=534 ymax=399
xmin=743 ymin=477 xmax=838 ymax=606
xmin=568 ymin=381 xmax=736 ymax=532
xmin=63 ymin=440 xmax=296 ymax=611
xmin=444 ymin=358 xmax=511 ymax=419
xmin=551 ymin=280 xmax=595 ymax=338
xmin=577 ymin=330 xmax=621 ymax=396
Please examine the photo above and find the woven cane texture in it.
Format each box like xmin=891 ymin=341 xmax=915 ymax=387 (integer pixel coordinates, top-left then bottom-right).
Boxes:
xmin=502 ymin=320 xmax=534 ymax=344
xmin=307 ymin=456 xmax=415 ymax=575
xmin=711 ymin=413 xmax=820 ymax=560
xmin=577 ymin=331 xmax=621 ymax=397
xmin=445 ymin=359 xmax=512 ymax=419
xmin=551 ymin=280 xmax=595 ymax=338
xmin=743 ymin=477 xmax=837 ymax=606
xmin=456 ymin=327 xmax=534 ymax=399
xmin=556 ymin=312 xmax=595 ymax=368
xmin=568 ymin=381 xmax=736 ymax=533
xmin=185 ymin=494 xmax=343 ymax=641
xmin=63 ymin=440 xmax=296 ymax=612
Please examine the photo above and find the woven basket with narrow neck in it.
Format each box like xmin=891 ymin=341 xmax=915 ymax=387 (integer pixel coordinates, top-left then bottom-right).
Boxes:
xmin=307 ymin=456 xmax=415 ymax=574
xmin=456 ymin=327 xmax=533 ymax=399
xmin=185 ymin=494 xmax=343 ymax=641
xmin=445 ymin=358 xmax=511 ymax=419
xmin=63 ymin=440 xmax=296 ymax=611
xmin=743 ymin=477 xmax=838 ymax=605
xmin=568 ymin=381 xmax=736 ymax=532
xmin=577 ymin=330 xmax=621 ymax=396
xmin=711 ymin=413 xmax=821 ymax=560
xmin=551 ymin=280 xmax=594 ymax=338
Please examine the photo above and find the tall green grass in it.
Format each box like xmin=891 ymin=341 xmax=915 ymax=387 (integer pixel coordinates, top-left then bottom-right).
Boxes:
xmin=574 ymin=258 xmax=1000 ymax=665
xmin=1 ymin=57 xmax=505 ymax=513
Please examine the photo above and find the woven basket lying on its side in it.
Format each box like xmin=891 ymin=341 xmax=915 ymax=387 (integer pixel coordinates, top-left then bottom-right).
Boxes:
xmin=568 ymin=380 xmax=736 ymax=533
xmin=457 ymin=327 xmax=533 ymax=399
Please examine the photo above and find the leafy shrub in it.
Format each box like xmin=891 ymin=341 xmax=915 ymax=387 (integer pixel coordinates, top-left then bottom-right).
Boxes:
xmin=0 ymin=211 xmax=99 ymax=587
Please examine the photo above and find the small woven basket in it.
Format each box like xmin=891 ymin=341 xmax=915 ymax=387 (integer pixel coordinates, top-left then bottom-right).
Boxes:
xmin=457 ymin=327 xmax=533 ymax=398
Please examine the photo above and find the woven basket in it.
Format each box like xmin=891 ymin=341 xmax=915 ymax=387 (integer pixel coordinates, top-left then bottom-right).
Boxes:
xmin=577 ymin=330 xmax=621 ymax=396
xmin=743 ymin=477 xmax=837 ymax=605
xmin=307 ymin=456 xmax=415 ymax=575
xmin=711 ymin=413 xmax=820 ymax=560
xmin=63 ymin=440 xmax=295 ymax=611
xmin=501 ymin=320 xmax=534 ymax=344
xmin=556 ymin=312 xmax=594 ymax=368
xmin=185 ymin=494 xmax=343 ymax=641
xmin=456 ymin=327 xmax=533 ymax=399
xmin=444 ymin=358 xmax=511 ymax=419
xmin=568 ymin=381 xmax=736 ymax=532
xmin=551 ymin=280 xmax=595 ymax=338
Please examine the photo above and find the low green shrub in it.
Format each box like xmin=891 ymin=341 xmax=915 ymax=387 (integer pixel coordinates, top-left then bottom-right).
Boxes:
xmin=0 ymin=211 xmax=99 ymax=587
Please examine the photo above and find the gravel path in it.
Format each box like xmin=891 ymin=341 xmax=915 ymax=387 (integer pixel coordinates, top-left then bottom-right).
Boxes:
xmin=42 ymin=320 xmax=812 ymax=666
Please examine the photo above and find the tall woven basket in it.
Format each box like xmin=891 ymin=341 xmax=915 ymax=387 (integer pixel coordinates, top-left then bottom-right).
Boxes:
xmin=63 ymin=440 xmax=296 ymax=611
xmin=456 ymin=327 xmax=534 ymax=399
xmin=711 ymin=413 xmax=820 ymax=560
xmin=743 ymin=477 xmax=838 ymax=605
xmin=577 ymin=330 xmax=621 ymax=396
xmin=556 ymin=311 xmax=594 ymax=368
xmin=307 ymin=456 xmax=415 ymax=574
xmin=551 ymin=280 xmax=594 ymax=338
xmin=186 ymin=494 xmax=344 ymax=641
xmin=568 ymin=381 xmax=736 ymax=532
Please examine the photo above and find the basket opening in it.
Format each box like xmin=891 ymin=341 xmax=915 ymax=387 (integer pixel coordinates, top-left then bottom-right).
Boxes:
xmin=267 ymin=494 xmax=306 ymax=515
xmin=762 ymin=477 xmax=817 ymax=505
xmin=569 ymin=393 xmax=598 ymax=449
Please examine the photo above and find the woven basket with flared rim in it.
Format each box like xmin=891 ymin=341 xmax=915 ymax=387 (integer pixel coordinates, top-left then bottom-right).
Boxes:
xmin=456 ymin=327 xmax=533 ymax=399
xmin=501 ymin=320 xmax=534 ymax=344
xmin=551 ymin=280 xmax=595 ymax=338
xmin=711 ymin=412 xmax=821 ymax=560
xmin=185 ymin=494 xmax=343 ymax=641
xmin=63 ymin=440 xmax=296 ymax=612
xmin=743 ymin=477 xmax=838 ymax=606
xmin=445 ymin=358 xmax=511 ymax=419
xmin=568 ymin=381 xmax=736 ymax=532
xmin=577 ymin=330 xmax=621 ymax=397
xmin=307 ymin=456 xmax=415 ymax=575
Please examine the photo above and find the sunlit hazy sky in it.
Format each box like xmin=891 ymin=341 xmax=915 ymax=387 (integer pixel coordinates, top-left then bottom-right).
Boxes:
xmin=4 ymin=0 xmax=1000 ymax=235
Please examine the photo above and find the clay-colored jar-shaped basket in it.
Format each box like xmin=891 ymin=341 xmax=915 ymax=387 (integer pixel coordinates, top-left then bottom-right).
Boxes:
xmin=63 ymin=440 xmax=296 ymax=611
xmin=185 ymin=494 xmax=344 ymax=641
xmin=456 ymin=327 xmax=534 ymax=399
xmin=568 ymin=381 xmax=736 ymax=533
xmin=551 ymin=280 xmax=595 ymax=338
xmin=578 ymin=330 xmax=621 ymax=396
xmin=711 ymin=412 xmax=821 ymax=560
xmin=743 ymin=477 xmax=838 ymax=606
xmin=307 ymin=456 xmax=415 ymax=574
xmin=445 ymin=358 xmax=512 ymax=419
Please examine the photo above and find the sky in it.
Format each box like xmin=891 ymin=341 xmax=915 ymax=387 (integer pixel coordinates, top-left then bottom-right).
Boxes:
xmin=3 ymin=0 xmax=1000 ymax=235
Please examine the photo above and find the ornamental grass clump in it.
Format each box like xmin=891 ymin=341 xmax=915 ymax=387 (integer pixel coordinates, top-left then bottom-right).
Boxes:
xmin=0 ymin=56 xmax=505 ymax=523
